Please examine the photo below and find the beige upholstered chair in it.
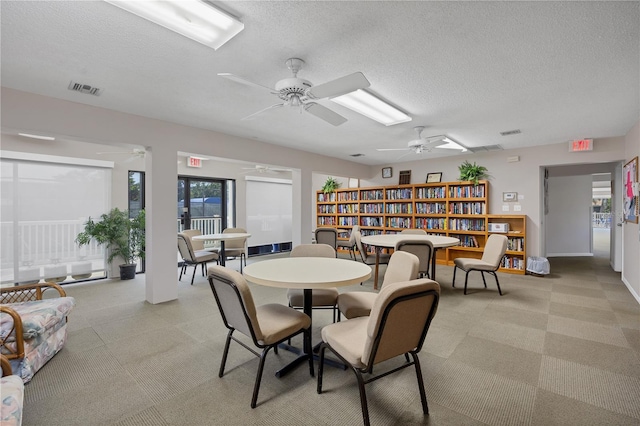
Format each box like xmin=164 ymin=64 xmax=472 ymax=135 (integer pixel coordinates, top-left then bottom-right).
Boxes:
xmin=207 ymin=265 xmax=312 ymax=409
xmin=453 ymin=234 xmax=508 ymax=295
xmin=395 ymin=239 xmax=434 ymax=278
xmin=182 ymin=228 xmax=219 ymax=253
xmin=353 ymin=229 xmax=390 ymax=267
xmin=337 ymin=250 xmax=419 ymax=320
xmin=400 ymin=228 xmax=427 ymax=235
xmin=314 ymin=228 xmax=338 ymax=254
xmin=337 ymin=225 xmax=359 ymax=259
xmin=287 ymin=244 xmax=340 ymax=322
xmin=177 ymin=233 xmax=219 ymax=285
xmin=222 ymin=227 xmax=248 ymax=272
xmin=318 ymin=278 xmax=441 ymax=426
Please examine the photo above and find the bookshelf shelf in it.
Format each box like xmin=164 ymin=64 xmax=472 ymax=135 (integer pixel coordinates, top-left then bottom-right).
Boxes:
xmin=316 ymin=182 xmax=526 ymax=275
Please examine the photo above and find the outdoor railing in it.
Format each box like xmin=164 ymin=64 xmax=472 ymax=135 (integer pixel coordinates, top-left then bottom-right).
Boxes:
xmin=592 ymin=213 xmax=611 ymax=228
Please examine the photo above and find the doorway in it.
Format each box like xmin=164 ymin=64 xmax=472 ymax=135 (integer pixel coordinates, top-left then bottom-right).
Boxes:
xmin=592 ymin=174 xmax=611 ymax=258
xmin=177 ymin=176 xmax=233 ymax=234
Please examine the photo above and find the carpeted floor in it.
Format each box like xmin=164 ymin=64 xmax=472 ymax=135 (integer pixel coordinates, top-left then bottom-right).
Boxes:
xmin=20 ymin=252 xmax=640 ymax=425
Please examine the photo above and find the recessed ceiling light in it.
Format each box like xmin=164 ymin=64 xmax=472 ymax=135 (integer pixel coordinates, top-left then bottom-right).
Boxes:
xmin=104 ymin=0 xmax=244 ymax=50
xmin=18 ymin=133 xmax=56 ymax=141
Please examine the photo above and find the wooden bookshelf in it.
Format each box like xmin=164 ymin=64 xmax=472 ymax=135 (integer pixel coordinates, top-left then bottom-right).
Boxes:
xmin=316 ymin=181 xmax=526 ymax=275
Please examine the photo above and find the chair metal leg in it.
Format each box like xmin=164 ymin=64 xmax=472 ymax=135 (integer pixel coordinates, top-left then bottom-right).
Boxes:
xmin=411 ymin=352 xmax=429 ymax=415
xmin=219 ymin=329 xmax=234 ymax=377
xmin=179 ymin=263 xmax=185 ymax=281
xmin=481 ymin=271 xmax=487 ymax=288
xmin=452 ymin=266 xmax=457 ymax=288
xmin=490 ymin=271 xmax=503 ymax=295
xmin=251 ymin=347 xmax=270 ymax=408
xmin=463 ymin=270 xmax=470 ymax=295
xmin=317 ymin=343 xmax=326 ymax=394
xmin=354 ymin=368 xmax=371 ymax=426
xmin=190 ymin=264 xmax=197 ymax=285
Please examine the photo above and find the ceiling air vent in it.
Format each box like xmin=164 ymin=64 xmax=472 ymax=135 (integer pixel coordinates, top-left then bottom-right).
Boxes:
xmin=68 ymin=81 xmax=102 ymax=96
xmin=500 ymin=129 xmax=521 ymax=136
xmin=350 ymin=153 xmax=365 ymax=157
xmin=469 ymin=145 xmax=503 ymax=153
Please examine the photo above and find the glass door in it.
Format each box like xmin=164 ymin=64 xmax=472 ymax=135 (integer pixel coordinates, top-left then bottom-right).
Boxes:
xmin=178 ymin=177 xmax=232 ymax=235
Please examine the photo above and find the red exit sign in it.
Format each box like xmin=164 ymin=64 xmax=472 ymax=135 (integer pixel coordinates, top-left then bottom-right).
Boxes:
xmin=569 ymin=139 xmax=593 ymax=152
xmin=188 ymin=156 xmax=202 ymax=168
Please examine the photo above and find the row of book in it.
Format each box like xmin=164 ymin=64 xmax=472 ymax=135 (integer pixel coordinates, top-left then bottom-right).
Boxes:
xmin=386 ymin=188 xmax=413 ymax=200
xmin=386 ymin=217 xmax=413 ymax=228
xmin=360 ymin=203 xmax=384 ymax=213
xmin=448 ymin=218 xmax=485 ymax=231
xmin=415 ymin=187 xmax=446 ymax=199
xmin=507 ymin=237 xmax=524 ymax=252
xmin=360 ymin=217 xmax=382 ymax=227
xmin=501 ymin=256 xmax=524 ymax=270
xmin=449 ymin=185 xmax=486 ymax=198
xmin=317 ymin=193 xmax=336 ymax=202
xmin=338 ymin=217 xmax=358 ymax=226
xmin=415 ymin=202 xmax=447 ymax=214
xmin=361 ymin=229 xmax=383 ymax=236
xmin=451 ymin=234 xmax=480 ymax=248
xmin=415 ymin=218 xmax=446 ymax=229
xmin=386 ymin=203 xmax=413 ymax=214
xmin=360 ymin=190 xmax=385 ymax=200
xmin=317 ymin=205 xmax=335 ymax=214
xmin=337 ymin=191 xmax=358 ymax=201
xmin=317 ymin=217 xmax=336 ymax=225
xmin=336 ymin=204 xmax=358 ymax=213
xmin=449 ymin=202 xmax=486 ymax=215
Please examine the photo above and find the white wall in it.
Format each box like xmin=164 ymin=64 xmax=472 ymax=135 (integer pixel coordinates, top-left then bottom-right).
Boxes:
xmin=545 ymin=175 xmax=593 ymax=256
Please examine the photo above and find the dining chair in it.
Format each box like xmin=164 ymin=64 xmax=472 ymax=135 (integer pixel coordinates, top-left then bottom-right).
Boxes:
xmin=177 ymin=233 xmax=219 ymax=285
xmin=400 ymin=229 xmax=427 ymax=235
xmin=337 ymin=225 xmax=359 ymax=259
xmin=182 ymin=228 xmax=219 ymax=253
xmin=337 ymin=250 xmax=419 ymax=320
xmin=453 ymin=233 xmax=508 ymax=295
xmin=395 ymin=239 xmax=434 ymax=278
xmin=353 ymin=229 xmax=390 ymax=267
xmin=314 ymin=227 xmax=338 ymax=254
xmin=318 ymin=278 xmax=441 ymax=426
xmin=207 ymin=265 xmax=312 ymax=408
xmin=287 ymin=244 xmax=340 ymax=322
xmin=222 ymin=227 xmax=248 ymax=272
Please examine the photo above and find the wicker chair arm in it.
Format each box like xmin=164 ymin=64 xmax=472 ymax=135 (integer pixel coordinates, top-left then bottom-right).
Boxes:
xmin=1 ymin=354 xmax=13 ymax=377
xmin=0 ymin=282 xmax=66 ymax=304
xmin=0 ymin=305 xmax=25 ymax=360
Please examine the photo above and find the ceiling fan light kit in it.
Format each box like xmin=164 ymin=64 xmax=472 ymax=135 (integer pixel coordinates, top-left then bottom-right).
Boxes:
xmin=330 ymin=89 xmax=412 ymax=126
xmin=376 ymin=127 xmax=468 ymax=156
xmin=218 ymin=58 xmax=371 ymax=126
xmin=104 ymin=0 xmax=244 ymax=50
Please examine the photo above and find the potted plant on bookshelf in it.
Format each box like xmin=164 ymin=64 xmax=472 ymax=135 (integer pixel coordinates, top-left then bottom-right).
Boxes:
xmin=458 ymin=160 xmax=489 ymax=185
xmin=322 ymin=176 xmax=341 ymax=193
xmin=75 ymin=208 xmax=145 ymax=280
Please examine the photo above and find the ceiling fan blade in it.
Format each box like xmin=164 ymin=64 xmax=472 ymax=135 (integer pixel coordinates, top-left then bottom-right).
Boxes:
xmin=306 ymin=72 xmax=370 ymax=99
xmin=376 ymin=148 xmax=411 ymax=151
xmin=426 ymin=140 xmax=446 ymax=148
xmin=241 ymin=103 xmax=285 ymax=120
xmin=217 ymin=73 xmax=277 ymax=94
xmin=304 ymin=102 xmax=347 ymax=126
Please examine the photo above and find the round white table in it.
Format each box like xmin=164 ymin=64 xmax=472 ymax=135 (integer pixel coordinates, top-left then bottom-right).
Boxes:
xmin=243 ymin=257 xmax=371 ymax=377
xmin=192 ymin=233 xmax=251 ymax=267
xmin=361 ymin=234 xmax=460 ymax=288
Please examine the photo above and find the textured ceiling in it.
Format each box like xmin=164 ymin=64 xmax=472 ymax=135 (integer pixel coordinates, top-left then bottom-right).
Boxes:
xmin=1 ymin=1 xmax=638 ymax=165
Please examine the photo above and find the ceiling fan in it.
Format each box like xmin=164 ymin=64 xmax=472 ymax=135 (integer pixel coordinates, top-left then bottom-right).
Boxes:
xmin=376 ymin=127 xmax=448 ymax=156
xmin=218 ymin=58 xmax=370 ymax=126
xmin=241 ymin=164 xmax=291 ymax=174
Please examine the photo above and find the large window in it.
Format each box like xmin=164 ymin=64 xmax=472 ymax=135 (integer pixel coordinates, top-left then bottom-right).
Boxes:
xmin=177 ymin=176 xmax=234 ymax=235
xmin=1 ymin=154 xmax=112 ymax=286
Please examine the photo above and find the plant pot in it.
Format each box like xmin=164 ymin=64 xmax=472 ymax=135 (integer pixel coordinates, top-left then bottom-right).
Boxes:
xmin=119 ymin=263 xmax=137 ymax=280
xmin=44 ymin=265 xmax=68 ymax=283
xmin=71 ymin=261 xmax=93 ymax=280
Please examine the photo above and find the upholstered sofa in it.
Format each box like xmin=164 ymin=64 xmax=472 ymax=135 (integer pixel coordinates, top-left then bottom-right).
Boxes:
xmin=1 ymin=354 xmax=24 ymax=426
xmin=0 ymin=282 xmax=75 ymax=383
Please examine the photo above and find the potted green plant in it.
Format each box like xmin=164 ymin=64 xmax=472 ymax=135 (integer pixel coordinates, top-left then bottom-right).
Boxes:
xmin=458 ymin=160 xmax=489 ymax=185
xmin=75 ymin=208 xmax=145 ymax=280
xmin=322 ymin=176 xmax=341 ymax=193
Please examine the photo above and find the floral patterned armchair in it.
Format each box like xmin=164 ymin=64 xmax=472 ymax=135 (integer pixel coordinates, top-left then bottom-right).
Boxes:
xmin=1 ymin=283 xmax=75 ymax=383
xmin=1 ymin=354 xmax=24 ymax=426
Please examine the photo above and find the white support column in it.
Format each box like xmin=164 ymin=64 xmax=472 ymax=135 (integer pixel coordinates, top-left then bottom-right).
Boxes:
xmin=144 ymin=145 xmax=178 ymax=304
xmin=292 ymin=168 xmax=313 ymax=246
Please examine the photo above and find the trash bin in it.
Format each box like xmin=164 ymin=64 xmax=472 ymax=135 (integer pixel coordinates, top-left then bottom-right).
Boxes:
xmin=526 ymin=256 xmax=550 ymax=276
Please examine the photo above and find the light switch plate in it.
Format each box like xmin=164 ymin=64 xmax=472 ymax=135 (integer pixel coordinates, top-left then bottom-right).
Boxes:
xmin=502 ymin=204 xmax=510 ymax=212
xmin=514 ymin=204 xmax=522 ymax=211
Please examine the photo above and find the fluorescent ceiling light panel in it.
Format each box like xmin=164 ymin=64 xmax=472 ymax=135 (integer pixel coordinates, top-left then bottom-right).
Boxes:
xmin=331 ymin=89 xmax=411 ymax=126
xmin=437 ymin=137 xmax=467 ymax=151
xmin=18 ymin=133 xmax=55 ymax=141
xmin=104 ymin=0 xmax=244 ymax=50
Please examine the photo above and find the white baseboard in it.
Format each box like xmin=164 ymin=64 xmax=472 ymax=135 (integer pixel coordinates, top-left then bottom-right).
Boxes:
xmin=546 ymin=253 xmax=594 ymax=257
xmin=622 ymin=276 xmax=640 ymax=305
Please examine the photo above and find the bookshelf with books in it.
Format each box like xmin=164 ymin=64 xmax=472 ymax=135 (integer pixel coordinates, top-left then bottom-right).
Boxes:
xmin=487 ymin=215 xmax=527 ymax=273
xmin=315 ymin=181 xmax=526 ymax=275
